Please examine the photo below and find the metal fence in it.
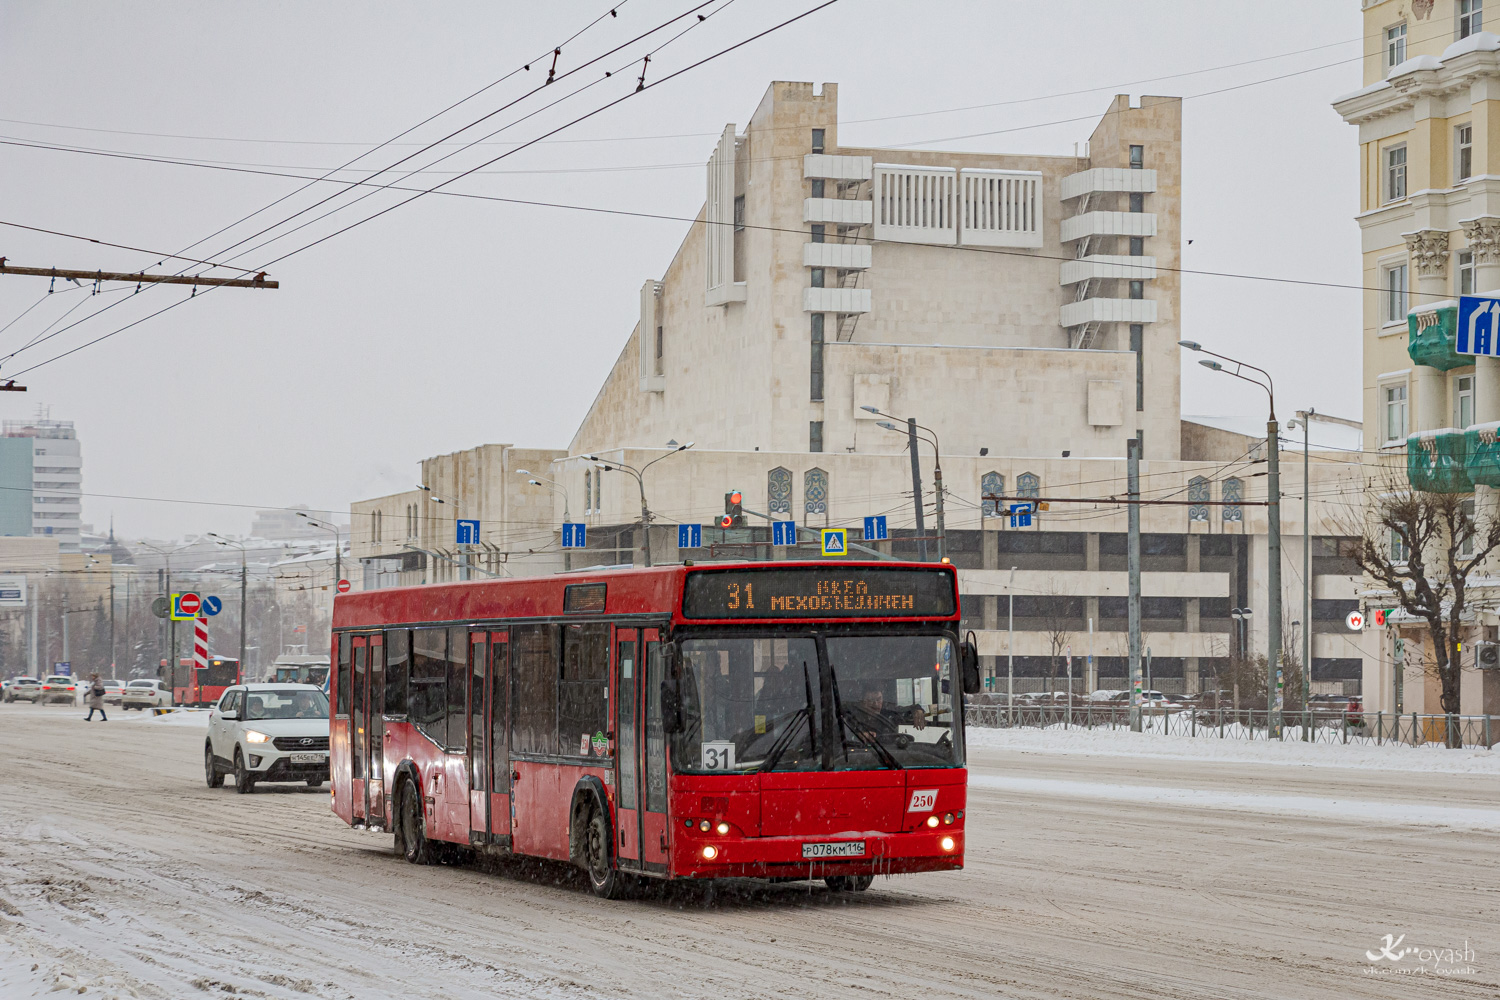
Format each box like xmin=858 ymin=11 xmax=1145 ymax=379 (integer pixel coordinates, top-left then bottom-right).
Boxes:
xmin=965 ymin=702 xmax=1498 ymax=749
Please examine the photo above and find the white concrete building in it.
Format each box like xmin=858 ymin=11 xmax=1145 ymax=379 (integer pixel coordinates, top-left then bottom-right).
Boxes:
xmin=354 ymin=82 xmax=1378 ymax=699
xmin=1 ymin=418 xmax=83 ymax=552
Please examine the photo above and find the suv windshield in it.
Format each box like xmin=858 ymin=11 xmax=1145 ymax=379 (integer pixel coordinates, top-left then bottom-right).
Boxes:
xmin=671 ymin=632 xmax=960 ymax=774
xmin=243 ymin=689 xmax=328 ymax=720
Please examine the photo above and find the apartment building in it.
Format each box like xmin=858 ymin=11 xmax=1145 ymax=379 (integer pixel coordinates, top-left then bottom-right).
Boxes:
xmin=0 ymin=417 xmax=83 ymax=552
xmin=1332 ymin=1 xmax=1500 ymax=716
xmin=353 ymin=81 xmax=1377 ymax=698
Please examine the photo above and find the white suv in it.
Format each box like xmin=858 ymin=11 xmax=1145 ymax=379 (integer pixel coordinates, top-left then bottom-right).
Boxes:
xmin=204 ymin=684 xmax=330 ymax=794
xmin=122 ymin=679 xmax=170 ymax=710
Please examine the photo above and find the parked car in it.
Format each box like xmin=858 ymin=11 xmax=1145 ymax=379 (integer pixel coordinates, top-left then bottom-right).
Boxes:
xmin=204 ymin=684 xmax=330 ymax=794
xmin=121 ymin=678 xmax=170 ymax=710
xmin=101 ymin=679 xmax=127 ymax=705
xmin=40 ymin=675 xmax=78 ymax=705
xmin=3 ymin=677 xmax=43 ymax=703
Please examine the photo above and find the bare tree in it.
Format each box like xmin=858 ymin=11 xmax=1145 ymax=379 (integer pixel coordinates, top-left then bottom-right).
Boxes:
xmin=1037 ymin=577 xmax=1076 ymax=699
xmin=1350 ymin=483 xmax=1500 ymax=748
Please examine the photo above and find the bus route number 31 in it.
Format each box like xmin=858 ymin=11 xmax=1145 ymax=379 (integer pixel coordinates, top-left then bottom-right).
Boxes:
xmin=701 ymin=741 xmax=736 ymax=771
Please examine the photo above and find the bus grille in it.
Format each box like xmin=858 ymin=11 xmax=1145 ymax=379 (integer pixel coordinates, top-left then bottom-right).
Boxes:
xmin=272 ymin=736 xmax=329 ymax=751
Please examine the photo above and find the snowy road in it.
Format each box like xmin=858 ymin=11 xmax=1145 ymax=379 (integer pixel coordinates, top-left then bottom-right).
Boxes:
xmin=1 ymin=705 xmax=1496 ymax=999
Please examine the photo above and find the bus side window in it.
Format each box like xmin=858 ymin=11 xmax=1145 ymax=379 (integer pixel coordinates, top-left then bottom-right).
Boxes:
xmin=560 ymin=623 xmax=610 ymax=757
xmin=447 ymin=627 xmax=468 ymax=752
xmin=511 ymin=624 xmax=559 ymax=755
xmin=336 ymin=634 xmax=352 ymax=717
xmin=411 ymin=628 xmax=448 ymax=747
xmin=384 ymin=629 xmax=410 ymax=717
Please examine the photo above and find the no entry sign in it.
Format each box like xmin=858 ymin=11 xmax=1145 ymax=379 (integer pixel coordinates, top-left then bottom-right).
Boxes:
xmin=337 ymin=579 xmax=351 ymax=594
xmin=172 ymin=592 xmax=202 ymax=620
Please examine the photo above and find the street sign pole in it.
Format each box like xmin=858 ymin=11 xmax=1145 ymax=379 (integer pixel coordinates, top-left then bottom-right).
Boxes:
xmin=1128 ymin=438 xmax=1143 ymax=733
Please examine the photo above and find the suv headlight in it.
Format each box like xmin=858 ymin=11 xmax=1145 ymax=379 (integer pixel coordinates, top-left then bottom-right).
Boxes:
xmin=244 ymin=730 xmax=271 ymax=744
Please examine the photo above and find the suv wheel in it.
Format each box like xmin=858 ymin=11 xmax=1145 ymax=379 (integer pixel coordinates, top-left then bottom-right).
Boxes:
xmin=233 ymin=748 xmax=256 ymax=794
xmin=204 ymin=742 xmax=224 ymax=788
xmin=397 ymin=780 xmax=434 ymax=865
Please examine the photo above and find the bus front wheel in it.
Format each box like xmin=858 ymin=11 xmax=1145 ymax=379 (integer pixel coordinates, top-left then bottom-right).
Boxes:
xmin=583 ymin=804 xmax=630 ymax=900
xmin=396 ymin=780 xmax=435 ymax=866
xmin=825 ymin=875 xmax=874 ymax=892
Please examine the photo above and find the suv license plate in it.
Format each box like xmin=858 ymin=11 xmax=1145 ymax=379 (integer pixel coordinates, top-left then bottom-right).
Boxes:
xmin=802 ymin=841 xmax=865 ymax=859
xmin=290 ymin=753 xmax=325 ymax=764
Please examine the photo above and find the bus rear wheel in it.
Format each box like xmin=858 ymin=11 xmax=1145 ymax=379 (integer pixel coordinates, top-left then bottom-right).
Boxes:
xmin=825 ymin=875 xmax=874 ymax=893
xmin=396 ymin=780 xmax=435 ymax=865
xmin=582 ymin=804 xmax=630 ymax=900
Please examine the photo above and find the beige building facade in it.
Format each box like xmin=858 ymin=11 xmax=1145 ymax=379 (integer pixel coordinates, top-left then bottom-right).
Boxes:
xmin=353 ymin=82 xmax=1378 ymax=698
xmin=1333 ymin=1 xmax=1500 ymax=716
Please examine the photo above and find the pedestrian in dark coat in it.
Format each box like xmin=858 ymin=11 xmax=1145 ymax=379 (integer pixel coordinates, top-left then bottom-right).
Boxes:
xmin=84 ymin=673 xmax=107 ymax=722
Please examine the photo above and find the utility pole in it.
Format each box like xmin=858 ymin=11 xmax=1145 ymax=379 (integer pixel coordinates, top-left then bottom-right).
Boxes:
xmin=108 ymin=573 xmax=115 ymax=676
xmin=239 ymin=553 xmax=248 ymax=678
xmin=1008 ymin=566 xmax=1015 ymax=726
xmin=1393 ymin=633 xmax=1405 ymax=717
xmin=932 ymin=460 xmax=946 ymax=563
xmin=907 ymin=418 xmax=927 ymax=562
xmin=1268 ymin=412 xmax=1282 ymax=739
xmin=29 ymin=581 xmax=38 ymax=676
xmin=1296 ymin=409 xmax=1313 ymax=739
xmin=62 ymin=588 xmax=69 ymax=664
xmin=1088 ymin=616 xmax=1095 ymax=694
xmin=1128 ymin=438 xmax=1142 ymax=733
xmin=0 ymin=260 xmax=278 ymax=288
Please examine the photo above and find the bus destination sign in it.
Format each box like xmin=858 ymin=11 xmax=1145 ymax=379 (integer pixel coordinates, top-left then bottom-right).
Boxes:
xmin=681 ymin=566 xmax=957 ymax=619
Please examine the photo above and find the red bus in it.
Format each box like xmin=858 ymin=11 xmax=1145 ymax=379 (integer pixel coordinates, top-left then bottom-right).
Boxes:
xmin=329 ymin=561 xmax=978 ymax=898
xmin=161 ymin=655 xmax=241 ymax=707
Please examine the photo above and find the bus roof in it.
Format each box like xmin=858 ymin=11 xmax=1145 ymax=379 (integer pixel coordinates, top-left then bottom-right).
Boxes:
xmin=331 ymin=561 xmax=959 ymax=631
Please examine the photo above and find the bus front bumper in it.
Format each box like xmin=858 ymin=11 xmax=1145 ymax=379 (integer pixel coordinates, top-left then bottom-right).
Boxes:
xmin=671 ymin=828 xmax=963 ymax=879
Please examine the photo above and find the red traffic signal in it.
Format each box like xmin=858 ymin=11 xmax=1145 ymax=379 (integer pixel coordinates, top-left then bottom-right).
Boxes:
xmin=723 ymin=490 xmax=744 ymax=528
xmin=719 ymin=514 xmax=734 ymax=528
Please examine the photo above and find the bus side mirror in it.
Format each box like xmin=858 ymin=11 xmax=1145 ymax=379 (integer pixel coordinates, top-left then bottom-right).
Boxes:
xmin=961 ymin=633 xmax=981 ymax=695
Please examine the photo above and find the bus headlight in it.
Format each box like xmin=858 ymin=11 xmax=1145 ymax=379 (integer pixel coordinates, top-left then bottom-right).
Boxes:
xmin=926 ymin=815 xmax=940 ymax=828
xmin=701 ymin=845 xmax=719 ymax=860
xmin=716 ymin=822 xmax=730 ymax=835
xmin=940 ymin=836 xmax=956 ymax=852
xmin=244 ymin=730 xmax=270 ymax=744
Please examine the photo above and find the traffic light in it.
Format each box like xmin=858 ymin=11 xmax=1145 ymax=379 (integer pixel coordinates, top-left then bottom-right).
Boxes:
xmin=721 ymin=490 xmax=743 ymax=528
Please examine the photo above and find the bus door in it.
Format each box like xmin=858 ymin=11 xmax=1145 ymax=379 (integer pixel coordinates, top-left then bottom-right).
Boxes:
xmin=332 ymin=637 xmax=351 ymax=824
xmin=640 ymin=628 xmax=670 ymax=871
xmin=469 ymin=631 xmax=510 ymax=845
xmin=349 ymin=636 xmax=369 ymax=822
xmin=366 ymin=634 xmax=385 ymax=827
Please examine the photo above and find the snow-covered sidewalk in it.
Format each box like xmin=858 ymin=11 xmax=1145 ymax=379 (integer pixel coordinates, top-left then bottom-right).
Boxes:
xmin=966 ymin=723 xmax=1500 ymax=775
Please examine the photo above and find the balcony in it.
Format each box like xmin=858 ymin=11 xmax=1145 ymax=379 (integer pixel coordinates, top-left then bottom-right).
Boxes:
xmin=803 ymin=243 xmax=872 ymax=269
xmin=1407 ymin=304 xmax=1466 ymax=370
xmin=804 ymin=154 xmax=872 ymax=180
xmin=1060 ymin=211 xmax=1156 ymax=242
xmin=957 ymin=169 xmax=1043 ymax=248
xmin=1465 ymin=422 xmax=1500 ymax=487
xmin=804 ymin=198 xmax=872 ymax=225
xmin=804 ymin=287 xmax=871 ymax=313
xmin=1059 ymin=255 xmax=1157 ymax=284
xmin=1059 ymin=298 xmax=1157 ymax=327
xmin=1408 ymin=429 xmax=1472 ymax=494
xmin=1060 ymin=167 xmax=1158 ymax=201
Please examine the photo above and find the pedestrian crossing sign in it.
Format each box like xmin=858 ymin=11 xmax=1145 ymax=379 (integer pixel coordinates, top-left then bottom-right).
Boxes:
xmin=820 ymin=528 xmax=847 ymax=557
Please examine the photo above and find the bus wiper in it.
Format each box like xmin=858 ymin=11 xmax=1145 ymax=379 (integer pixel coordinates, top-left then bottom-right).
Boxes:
xmin=759 ymin=661 xmax=815 ymax=773
xmin=828 ymin=669 xmax=902 ymax=770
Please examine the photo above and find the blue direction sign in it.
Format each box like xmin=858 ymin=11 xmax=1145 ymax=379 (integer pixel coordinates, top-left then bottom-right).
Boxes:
xmin=771 ymin=520 xmax=797 ymax=546
xmin=456 ymin=519 xmax=480 ymax=545
xmin=561 ymin=523 xmax=587 ymax=549
xmin=677 ymin=523 xmax=703 ymax=549
xmin=821 ymin=528 xmax=848 ymax=557
xmin=1458 ymin=295 xmax=1500 ymax=356
xmin=863 ymin=515 xmax=888 ymax=541
xmin=203 ymin=595 xmax=223 ymax=617
xmin=1009 ymin=503 xmax=1034 ymax=528
xmin=54 ymin=661 xmax=70 ymax=676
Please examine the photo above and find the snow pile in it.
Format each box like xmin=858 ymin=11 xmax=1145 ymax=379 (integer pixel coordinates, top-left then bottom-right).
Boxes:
xmin=966 ymin=724 xmax=1500 ymax=775
xmin=120 ymin=708 xmax=210 ymax=728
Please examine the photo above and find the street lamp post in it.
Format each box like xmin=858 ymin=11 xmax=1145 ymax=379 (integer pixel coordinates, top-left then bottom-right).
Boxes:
xmin=416 ymin=486 xmax=469 ymax=580
xmin=140 ymin=541 xmax=188 ymax=689
xmin=296 ymin=512 xmax=343 ymax=588
xmin=517 ymin=470 xmax=572 ymax=571
xmin=1181 ymin=341 xmax=1281 ymax=737
xmin=209 ymin=534 xmax=249 ymax=679
xmin=866 ymin=408 xmax=945 ymax=561
xmin=588 ymin=443 xmax=693 ymax=568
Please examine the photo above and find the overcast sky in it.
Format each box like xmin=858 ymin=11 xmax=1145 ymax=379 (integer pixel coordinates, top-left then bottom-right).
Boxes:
xmin=0 ymin=0 xmax=1362 ymax=539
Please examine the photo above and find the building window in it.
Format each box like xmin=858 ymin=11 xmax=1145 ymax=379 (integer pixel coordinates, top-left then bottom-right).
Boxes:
xmin=809 ymin=421 xmax=824 ymax=454
xmin=811 ymin=179 xmax=825 ymax=199
xmin=1017 ymin=472 xmax=1040 ymax=498
xmin=811 ymin=128 xmax=825 ymax=153
xmin=1129 ymin=280 xmax=1144 ymax=299
xmin=1460 ymin=249 xmax=1476 ymax=295
xmin=810 ymin=314 xmax=825 ymax=402
xmin=1130 ymin=324 xmax=1144 ymax=411
xmin=804 ymin=467 xmax=828 ymax=512
xmin=1129 ymin=145 xmax=1144 ymax=169
xmin=1188 ymin=477 xmax=1210 ymax=522
xmin=584 ymin=470 xmax=593 ymax=514
xmin=1390 ymin=527 xmax=1410 ymax=564
xmin=1456 ymin=374 xmax=1475 ymax=429
xmin=810 ymin=267 xmax=825 ymax=289
xmin=654 ymin=325 xmax=663 ymax=375
xmin=592 ymin=470 xmax=601 ymax=513
xmin=1129 ymin=236 xmax=1144 ymax=256
xmin=1461 ymin=498 xmax=1477 ymax=557
xmin=373 ymin=510 xmax=382 ymax=543
xmin=1221 ymin=477 xmax=1243 ymax=523
xmin=768 ymin=467 xmax=792 ymax=515
xmin=981 ymin=472 xmax=1004 ymax=517
xmin=1384 ymin=383 xmax=1409 ymax=443
xmin=733 ymin=194 xmax=745 ymax=232
xmin=1386 ymin=23 xmax=1407 ymax=68
xmin=1458 ymin=123 xmax=1473 ymax=182
xmin=1129 ymin=192 xmax=1144 ymax=213
xmin=811 ymin=223 xmax=825 ymax=243
xmin=1461 ymin=0 xmax=1483 ymax=39
xmin=1385 ymin=263 xmax=1408 ymax=325
xmin=1386 ymin=145 xmax=1407 ymax=202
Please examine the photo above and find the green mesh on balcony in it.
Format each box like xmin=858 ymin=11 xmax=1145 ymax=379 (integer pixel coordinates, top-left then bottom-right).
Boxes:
xmin=1464 ymin=422 xmax=1500 ymax=487
xmin=1408 ymin=430 xmax=1473 ymax=493
xmin=1407 ymin=306 xmax=1467 ymax=371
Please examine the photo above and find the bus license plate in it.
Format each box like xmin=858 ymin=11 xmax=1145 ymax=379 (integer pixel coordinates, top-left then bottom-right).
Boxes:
xmin=291 ymin=753 xmax=325 ymax=764
xmin=802 ymin=841 xmax=865 ymax=859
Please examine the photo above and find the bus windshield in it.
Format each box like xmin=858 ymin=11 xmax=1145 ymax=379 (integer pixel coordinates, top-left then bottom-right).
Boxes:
xmin=672 ymin=632 xmax=959 ymax=774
